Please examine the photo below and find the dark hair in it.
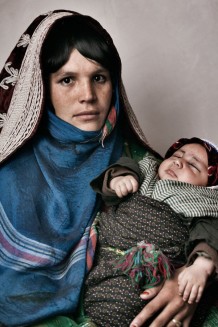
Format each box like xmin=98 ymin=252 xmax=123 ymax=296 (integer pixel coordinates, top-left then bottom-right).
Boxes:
xmin=41 ymin=14 xmax=121 ymax=87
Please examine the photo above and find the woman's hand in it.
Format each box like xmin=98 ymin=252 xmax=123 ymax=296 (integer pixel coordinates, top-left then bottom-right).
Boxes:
xmin=130 ymin=266 xmax=197 ymax=327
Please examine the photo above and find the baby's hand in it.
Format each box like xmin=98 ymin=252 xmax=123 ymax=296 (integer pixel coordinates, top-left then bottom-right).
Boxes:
xmin=109 ymin=175 xmax=139 ymax=198
xmin=178 ymin=256 xmax=215 ymax=304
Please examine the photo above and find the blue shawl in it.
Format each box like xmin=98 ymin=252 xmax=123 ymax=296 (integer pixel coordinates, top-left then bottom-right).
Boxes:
xmin=0 ymin=109 xmax=123 ymax=326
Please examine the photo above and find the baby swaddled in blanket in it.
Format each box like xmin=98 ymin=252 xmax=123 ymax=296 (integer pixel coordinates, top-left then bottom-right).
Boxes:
xmin=84 ymin=137 xmax=218 ymax=327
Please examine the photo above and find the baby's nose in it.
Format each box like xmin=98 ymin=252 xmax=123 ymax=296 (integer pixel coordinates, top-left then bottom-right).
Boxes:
xmin=174 ymin=158 xmax=183 ymax=168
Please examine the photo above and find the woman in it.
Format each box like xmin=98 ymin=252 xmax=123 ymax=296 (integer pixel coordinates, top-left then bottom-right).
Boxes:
xmin=0 ymin=10 xmax=216 ymax=327
xmin=0 ymin=9 xmax=150 ymax=326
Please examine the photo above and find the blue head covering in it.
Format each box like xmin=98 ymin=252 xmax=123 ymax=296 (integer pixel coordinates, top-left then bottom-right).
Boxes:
xmin=0 ymin=96 xmax=123 ymax=325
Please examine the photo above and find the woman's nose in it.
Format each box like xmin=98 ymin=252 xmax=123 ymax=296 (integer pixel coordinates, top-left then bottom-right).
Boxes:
xmin=78 ymin=81 xmax=96 ymax=103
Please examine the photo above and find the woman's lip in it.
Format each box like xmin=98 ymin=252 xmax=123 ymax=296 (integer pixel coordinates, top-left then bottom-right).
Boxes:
xmin=73 ymin=111 xmax=99 ymax=120
xmin=74 ymin=111 xmax=99 ymax=117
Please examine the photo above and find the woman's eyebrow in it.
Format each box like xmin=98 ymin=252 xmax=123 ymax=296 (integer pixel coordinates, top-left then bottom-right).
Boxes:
xmin=52 ymin=67 xmax=109 ymax=78
xmin=51 ymin=70 xmax=74 ymax=78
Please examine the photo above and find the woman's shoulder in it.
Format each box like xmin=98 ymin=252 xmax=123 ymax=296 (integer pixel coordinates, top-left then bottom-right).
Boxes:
xmin=123 ymin=139 xmax=162 ymax=162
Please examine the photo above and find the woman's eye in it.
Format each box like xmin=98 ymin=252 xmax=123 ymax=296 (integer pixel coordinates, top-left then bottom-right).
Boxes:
xmin=60 ymin=77 xmax=73 ymax=85
xmin=94 ymin=75 xmax=106 ymax=83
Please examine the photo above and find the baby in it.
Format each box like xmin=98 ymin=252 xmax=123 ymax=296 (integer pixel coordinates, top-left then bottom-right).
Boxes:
xmin=84 ymin=137 xmax=217 ymax=327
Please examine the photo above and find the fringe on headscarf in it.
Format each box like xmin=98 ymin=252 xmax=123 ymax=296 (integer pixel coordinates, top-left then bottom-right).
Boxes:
xmin=100 ymin=106 xmax=117 ymax=147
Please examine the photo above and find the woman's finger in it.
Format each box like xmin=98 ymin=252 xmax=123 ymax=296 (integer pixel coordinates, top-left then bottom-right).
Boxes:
xmin=148 ymin=298 xmax=192 ymax=327
xmin=166 ymin=302 xmax=197 ymax=327
xmin=130 ymin=266 xmax=197 ymax=327
xmin=130 ymin=297 xmax=166 ymax=327
xmin=140 ymin=283 xmax=163 ymax=300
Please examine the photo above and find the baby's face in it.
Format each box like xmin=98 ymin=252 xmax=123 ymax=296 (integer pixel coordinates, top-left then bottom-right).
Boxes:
xmin=158 ymin=143 xmax=208 ymax=186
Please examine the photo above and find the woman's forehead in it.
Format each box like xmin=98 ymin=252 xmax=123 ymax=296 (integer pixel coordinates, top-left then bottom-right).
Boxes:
xmin=51 ymin=49 xmax=109 ymax=77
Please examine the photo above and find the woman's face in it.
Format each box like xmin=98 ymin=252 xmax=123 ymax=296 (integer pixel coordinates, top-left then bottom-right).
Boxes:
xmin=158 ymin=143 xmax=208 ymax=186
xmin=49 ymin=49 xmax=113 ymax=131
